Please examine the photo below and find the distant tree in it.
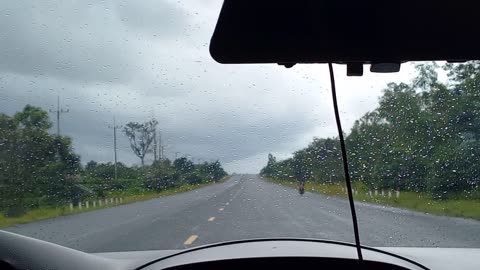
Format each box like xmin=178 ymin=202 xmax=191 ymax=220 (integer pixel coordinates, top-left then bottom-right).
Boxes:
xmin=123 ymin=119 xmax=158 ymax=167
xmin=85 ymin=160 xmax=98 ymax=171
xmin=144 ymin=163 xmax=180 ymax=191
xmin=173 ymin=157 xmax=194 ymax=173
xmin=42 ymin=136 xmax=81 ymax=205
xmin=205 ymin=160 xmax=227 ymax=182
xmin=152 ymin=158 xmax=172 ymax=168
xmin=184 ymin=171 xmax=203 ymax=185
xmin=260 ymin=153 xmax=277 ymax=177
xmin=84 ymin=161 xmax=137 ymax=180
xmin=13 ymin=104 xmax=52 ymax=130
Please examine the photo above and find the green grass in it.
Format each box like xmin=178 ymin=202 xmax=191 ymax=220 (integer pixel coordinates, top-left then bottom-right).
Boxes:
xmin=0 ymin=177 xmax=231 ymax=228
xmin=265 ymin=177 xmax=480 ymax=220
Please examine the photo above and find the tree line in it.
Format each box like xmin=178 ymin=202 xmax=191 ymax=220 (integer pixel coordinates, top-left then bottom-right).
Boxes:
xmin=261 ymin=61 xmax=480 ymax=200
xmin=0 ymin=107 xmax=227 ymax=217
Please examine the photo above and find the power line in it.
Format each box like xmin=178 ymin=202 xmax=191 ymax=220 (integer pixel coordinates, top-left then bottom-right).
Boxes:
xmin=49 ymin=96 xmax=69 ymax=136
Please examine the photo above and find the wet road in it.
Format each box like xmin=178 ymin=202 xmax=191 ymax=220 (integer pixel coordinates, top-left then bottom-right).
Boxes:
xmin=5 ymin=174 xmax=480 ymax=252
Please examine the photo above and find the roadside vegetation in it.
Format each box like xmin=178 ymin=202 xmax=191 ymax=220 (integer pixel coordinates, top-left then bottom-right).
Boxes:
xmin=0 ymin=178 xmax=229 ymax=228
xmin=261 ymin=61 xmax=480 ymax=220
xmin=0 ymin=106 xmax=228 ymax=226
xmin=265 ymin=177 xmax=480 ymax=219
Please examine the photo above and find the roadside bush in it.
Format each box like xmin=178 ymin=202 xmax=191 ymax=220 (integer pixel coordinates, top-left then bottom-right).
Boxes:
xmin=144 ymin=171 xmax=180 ymax=191
xmin=184 ymin=172 xmax=203 ymax=185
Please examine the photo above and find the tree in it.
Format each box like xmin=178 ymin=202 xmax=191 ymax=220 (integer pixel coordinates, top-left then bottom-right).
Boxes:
xmin=306 ymin=137 xmax=343 ymax=183
xmin=0 ymin=105 xmax=81 ymax=216
xmin=144 ymin=164 xmax=179 ymax=191
xmin=84 ymin=161 xmax=138 ymax=181
xmin=41 ymin=136 xmax=81 ymax=206
xmin=85 ymin=160 xmax=98 ymax=171
xmin=260 ymin=153 xmax=277 ymax=177
xmin=173 ymin=157 xmax=194 ymax=173
xmin=123 ymin=119 xmax=158 ymax=167
xmin=14 ymin=104 xmax=52 ymax=130
xmin=347 ymin=111 xmax=389 ymax=187
xmin=260 ymin=61 xmax=480 ymax=200
xmin=152 ymin=158 xmax=171 ymax=168
xmin=204 ymin=160 xmax=227 ymax=182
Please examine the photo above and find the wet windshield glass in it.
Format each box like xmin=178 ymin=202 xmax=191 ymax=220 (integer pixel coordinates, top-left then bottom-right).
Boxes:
xmin=1 ymin=1 xmax=479 ymax=252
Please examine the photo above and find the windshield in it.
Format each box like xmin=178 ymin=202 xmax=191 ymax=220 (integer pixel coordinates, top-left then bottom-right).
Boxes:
xmin=1 ymin=1 xmax=479 ymax=252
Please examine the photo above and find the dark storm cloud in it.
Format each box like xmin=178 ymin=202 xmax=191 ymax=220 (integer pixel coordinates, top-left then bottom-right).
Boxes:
xmin=0 ymin=0 xmax=186 ymax=83
xmin=0 ymin=0 xmax=414 ymax=173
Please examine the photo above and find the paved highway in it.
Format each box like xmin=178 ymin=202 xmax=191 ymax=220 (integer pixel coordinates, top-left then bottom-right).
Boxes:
xmin=4 ymin=174 xmax=480 ymax=252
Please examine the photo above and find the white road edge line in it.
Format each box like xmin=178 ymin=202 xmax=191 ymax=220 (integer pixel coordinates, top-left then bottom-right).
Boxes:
xmin=208 ymin=217 xmax=215 ymax=222
xmin=183 ymin=235 xmax=198 ymax=246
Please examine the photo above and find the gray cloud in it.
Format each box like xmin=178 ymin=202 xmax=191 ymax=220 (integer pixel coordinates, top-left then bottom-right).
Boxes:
xmin=0 ymin=0 xmax=417 ymax=173
xmin=115 ymin=0 xmax=186 ymax=35
xmin=0 ymin=0 xmax=188 ymax=84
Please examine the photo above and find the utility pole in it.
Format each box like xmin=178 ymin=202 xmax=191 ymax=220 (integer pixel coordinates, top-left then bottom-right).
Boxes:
xmin=153 ymin=128 xmax=158 ymax=162
xmin=158 ymin=132 xmax=162 ymax=160
xmin=49 ymin=96 xmax=69 ymax=136
xmin=109 ymin=117 xmax=122 ymax=181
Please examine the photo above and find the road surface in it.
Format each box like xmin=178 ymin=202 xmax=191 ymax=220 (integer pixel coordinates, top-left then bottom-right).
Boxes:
xmin=4 ymin=174 xmax=480 ymax=252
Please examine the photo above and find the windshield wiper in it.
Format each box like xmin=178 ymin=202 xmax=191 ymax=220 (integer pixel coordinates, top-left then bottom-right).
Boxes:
xmin=328 ymin=63 xmax=363 ymax=261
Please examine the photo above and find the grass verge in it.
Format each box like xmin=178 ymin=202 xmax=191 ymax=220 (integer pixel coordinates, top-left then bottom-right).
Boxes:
xmin=264 ymin=177 xmax=480 ymax=220
xmin=0 ymin=176 xmax=231 ymax=228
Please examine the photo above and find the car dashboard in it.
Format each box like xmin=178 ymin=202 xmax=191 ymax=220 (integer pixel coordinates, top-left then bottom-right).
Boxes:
xmin=1 ymin=230 xmax=480 ymax=270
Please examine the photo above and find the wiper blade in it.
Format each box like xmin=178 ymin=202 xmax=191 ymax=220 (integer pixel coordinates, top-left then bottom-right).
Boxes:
xmin=327 ymin=63 xmax=363 ymax=261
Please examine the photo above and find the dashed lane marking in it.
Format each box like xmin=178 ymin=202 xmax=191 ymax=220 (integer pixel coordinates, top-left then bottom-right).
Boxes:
xmin=208 ymin=217 xmax=215 ymax=222
xmin=219 ymin=207 xmax=224 ymax=211
xmin=184 ymin=235 xmax=198 ymax=246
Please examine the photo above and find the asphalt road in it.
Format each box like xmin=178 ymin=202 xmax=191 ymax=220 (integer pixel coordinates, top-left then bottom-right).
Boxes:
xmin=4 ymin=174 xmax=480 ymax=252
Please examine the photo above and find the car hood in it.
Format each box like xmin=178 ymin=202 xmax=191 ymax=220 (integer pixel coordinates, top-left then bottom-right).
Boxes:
xmin=93 ymin=246 xmax=480 ymax=270
xmin=2 ymin=231 xmax=479 ymax=270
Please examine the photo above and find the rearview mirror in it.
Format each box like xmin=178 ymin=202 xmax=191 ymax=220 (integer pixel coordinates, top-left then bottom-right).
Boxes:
xmin=210 ymin=1 xmax=479 ymax=68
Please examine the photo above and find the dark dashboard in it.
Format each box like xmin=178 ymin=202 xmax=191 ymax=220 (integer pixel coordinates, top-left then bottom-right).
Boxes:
xmin=4 ymin=230 xmax=480 ymax=270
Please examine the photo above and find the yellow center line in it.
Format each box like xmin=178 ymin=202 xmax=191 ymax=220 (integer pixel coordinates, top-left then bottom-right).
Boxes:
xmin=208 ymin=217 xmax=215 ymax=222
xmin=183 ymin=235 xmax=198 ymax=246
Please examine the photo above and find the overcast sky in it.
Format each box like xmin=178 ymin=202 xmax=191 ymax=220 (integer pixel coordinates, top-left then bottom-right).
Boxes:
xmin=0 ymin=0 xmax=423 ymax=173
